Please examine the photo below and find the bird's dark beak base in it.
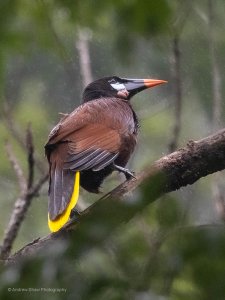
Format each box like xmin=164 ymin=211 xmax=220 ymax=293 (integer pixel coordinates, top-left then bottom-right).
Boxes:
xmin=123 ymin=78 xmax=167 ymax=98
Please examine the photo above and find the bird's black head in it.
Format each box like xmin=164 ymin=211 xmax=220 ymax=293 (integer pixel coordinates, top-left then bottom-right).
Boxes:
xmin=82 ymin=76 xmax=167 ymax=103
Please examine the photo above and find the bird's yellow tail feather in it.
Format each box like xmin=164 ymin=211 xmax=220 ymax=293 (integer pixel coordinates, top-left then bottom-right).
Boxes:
xmin=48 ymin=171 xmax=80 ymax=232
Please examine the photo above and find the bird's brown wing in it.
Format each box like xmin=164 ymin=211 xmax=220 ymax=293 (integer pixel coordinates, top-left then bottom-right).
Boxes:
xmin=46 ymin=100 xmax=105 ymax=147
xmin=64 ymin=124 xmax=120 ymax=171
xmin=46 ymin=98 xmax=133 ymax=148
xmin=47 ymin=124 xmax=121 ymax=221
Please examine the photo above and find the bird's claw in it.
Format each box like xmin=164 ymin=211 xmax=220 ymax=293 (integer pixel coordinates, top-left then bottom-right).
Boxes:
xmin=114 ymin=164 xmax=136 ymax=180
xmin=125 ymin=170 xmax=136 ymax=180
xmin=70 ymin=208 xmax=81 ymax=219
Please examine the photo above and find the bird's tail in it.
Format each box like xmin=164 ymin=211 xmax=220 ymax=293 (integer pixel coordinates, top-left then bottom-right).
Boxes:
xmin=48 ymin=171 xmax=80 ymax=232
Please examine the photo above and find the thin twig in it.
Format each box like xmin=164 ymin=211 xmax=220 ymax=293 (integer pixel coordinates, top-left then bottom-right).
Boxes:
xmin=26 ymin=124 xmax=34 ymax=189
xmin=3 ymin=104 xmax=26 ymax=150
xmin=27 ymin=173 xmax=48 ymax=198
xmin=2 ymin=104 xmax=46 ymax=173
xmin=75 ymin=27 xmax=93 ymax=89
xmin=5 ymin=141 xmax=27 ymax=195
xmin=39 ymin=0 xmax=75 ymax=83
xmin=168 ymin=2 xmax=192 ymax=153
xmin=208 ymin=0 xmax=222 ymax=130
xmin=168 ymin=35 xmax=182 ymax=152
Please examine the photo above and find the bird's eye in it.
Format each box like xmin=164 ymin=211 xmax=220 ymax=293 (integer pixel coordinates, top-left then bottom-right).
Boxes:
xmin=108 ymin=79 xmax=117 ymax=84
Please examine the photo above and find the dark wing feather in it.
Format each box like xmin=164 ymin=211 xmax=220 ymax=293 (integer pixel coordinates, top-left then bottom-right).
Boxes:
xmin=64 ymin=149 xmax=119 ymax=171
xmin=92 ymin=153 xmax=119 ymax=171
xmin=48 ymin=159 xmax=75 ymax=220
xmin=62 ymin=124 xmax=121 ymax=171
xmin=64 ymin=149 xmax=102 ymax=170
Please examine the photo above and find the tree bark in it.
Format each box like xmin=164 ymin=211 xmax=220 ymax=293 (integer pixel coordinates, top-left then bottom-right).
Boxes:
xmin=7 ymin=128 xmax=225 ymax=263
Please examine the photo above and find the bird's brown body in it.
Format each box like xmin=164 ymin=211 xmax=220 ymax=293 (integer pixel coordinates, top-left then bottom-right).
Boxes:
xmin=45 ymin=76 xmax=166 ymax=231
xmin=45 ymin=97 xmax=138 ymax=220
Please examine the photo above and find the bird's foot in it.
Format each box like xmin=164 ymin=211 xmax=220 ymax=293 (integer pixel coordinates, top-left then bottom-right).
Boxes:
xmin=70 ymin=208 xmax=81 ymax=219
xmin=113 ymin=164 xmax=136 ymax=180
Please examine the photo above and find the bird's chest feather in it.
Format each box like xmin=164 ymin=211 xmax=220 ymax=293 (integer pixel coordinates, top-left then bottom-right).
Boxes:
xmin=99 ymin=99 xmax=138 ymax=134
xmin=105 ymin=100 xmax=138 ymax=166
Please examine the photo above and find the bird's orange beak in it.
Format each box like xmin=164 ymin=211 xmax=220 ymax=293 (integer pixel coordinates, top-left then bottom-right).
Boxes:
xmin=144 ymin=79 xmax=168 ymax=88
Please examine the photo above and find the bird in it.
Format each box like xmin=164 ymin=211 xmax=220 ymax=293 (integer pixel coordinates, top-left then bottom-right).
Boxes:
xmin=45 ymin=76 xmax=167 ymax=232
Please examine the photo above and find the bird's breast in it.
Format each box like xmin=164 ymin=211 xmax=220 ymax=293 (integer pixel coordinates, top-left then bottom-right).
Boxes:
xmin=104 ymin=99 xmax=138 ymax=166
xmin=98 ymin=98 xmax=137 ymax=133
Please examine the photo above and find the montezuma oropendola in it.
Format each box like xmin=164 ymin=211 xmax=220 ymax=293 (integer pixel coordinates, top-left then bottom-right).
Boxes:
xmin=45 ymin=76 xmax=167 ymax=232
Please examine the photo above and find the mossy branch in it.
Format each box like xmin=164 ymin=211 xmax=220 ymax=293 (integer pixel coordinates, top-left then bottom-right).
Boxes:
xmin=7 ymin=128 xmax=225 ymax=263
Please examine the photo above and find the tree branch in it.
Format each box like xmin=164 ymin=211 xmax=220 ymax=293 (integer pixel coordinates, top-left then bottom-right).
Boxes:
xmin=7 ymin=128 xmax=225 ymax=263
xmin=168 ymin=35 xmax=183 ymax=152
xmin=208 ymin=0 xmax=222 ymax=129
xmin=168 ymin=2 xmax=192 ymax=153
xmin=0 ymin=127 xmax=48 ymax=260
xmin=75 ymin=27 xmax=93 ymax=89
xmin=0 ymin=173 xmax=48 ymax=260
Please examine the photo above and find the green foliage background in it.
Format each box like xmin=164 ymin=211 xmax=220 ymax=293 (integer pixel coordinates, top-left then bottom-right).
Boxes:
xmin=0 ymin=0 xmax=225 ymax=299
